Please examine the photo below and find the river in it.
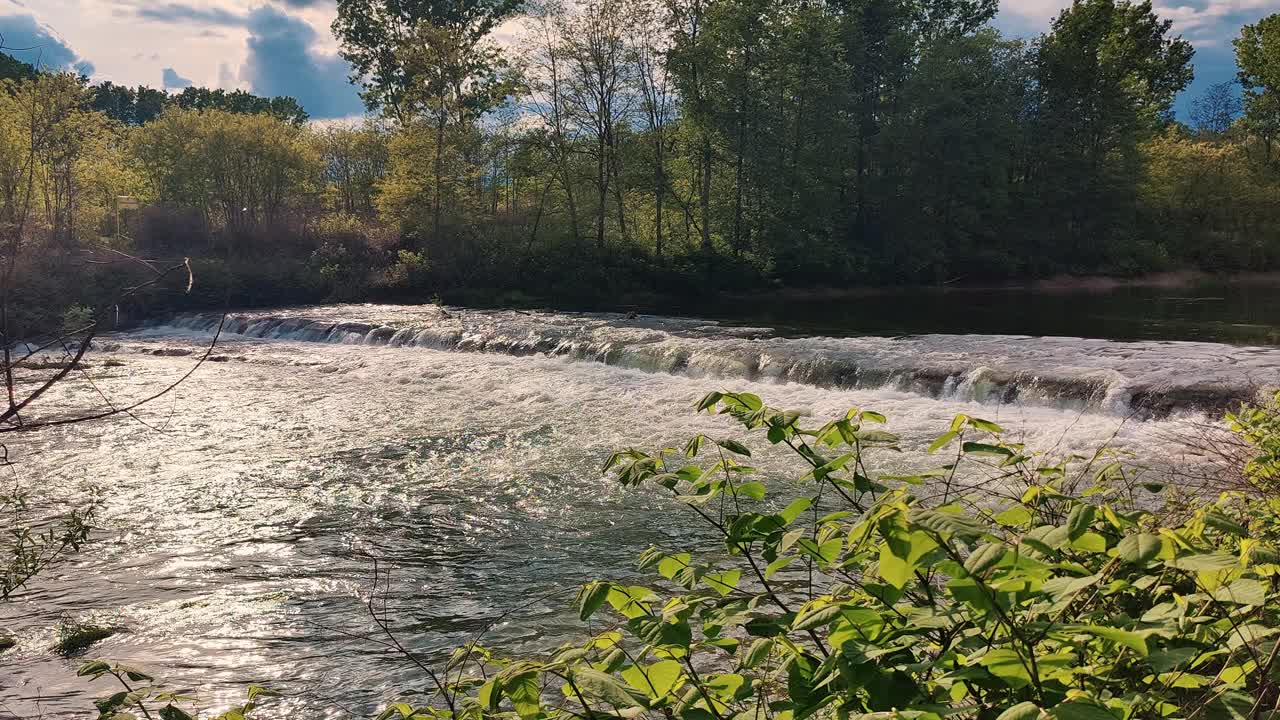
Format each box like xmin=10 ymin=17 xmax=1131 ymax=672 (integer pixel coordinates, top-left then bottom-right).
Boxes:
xmin=1 ymin=300 xmax=1276 ymax=718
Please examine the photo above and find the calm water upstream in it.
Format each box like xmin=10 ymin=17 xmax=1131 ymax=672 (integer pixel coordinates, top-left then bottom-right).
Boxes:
xmin=2 ymin=297 xmax=1279 ymax=718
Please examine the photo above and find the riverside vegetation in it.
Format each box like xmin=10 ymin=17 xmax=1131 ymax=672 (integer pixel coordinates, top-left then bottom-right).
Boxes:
xmin=33 ymin=389 xmax=1280 ymax=719
xmin=9 ymin=0 xmax=1280 ymax=334
xmin=5 ymin=0 xmax=1280 ymax=715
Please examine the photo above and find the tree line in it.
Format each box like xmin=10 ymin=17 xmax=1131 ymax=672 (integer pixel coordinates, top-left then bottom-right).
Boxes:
xmin=7 ymin=0 xmax=1280 ymax=328
xmin=330 ymin=0 xmax=1280 ymax=291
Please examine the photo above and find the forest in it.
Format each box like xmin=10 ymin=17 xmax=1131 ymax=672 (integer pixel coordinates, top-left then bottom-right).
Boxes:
xmin=4 ymin=0 xmax=1280 ymax=332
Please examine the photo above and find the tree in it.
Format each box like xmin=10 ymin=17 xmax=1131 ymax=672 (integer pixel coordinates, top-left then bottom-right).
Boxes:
xmin=666 ymin=0 xmax=716 ymax=258
xmin=1032 ymin=0 xmax=1194 ymax=269
xmin=523 ymin=1 xmax=584 ymax=245
xmin=557 ymin=0 xmax=635 ymax=249
xmin=1236 ymin=14 xmax=1280 ymax=163
xmin=625 ymin=0 xmax=677 ymax=260
xmin=318 ymin=122 xmax=390 ymax=215
xmin=333 ymin=0 xmax=523 ymax=120
xmin=0 ymin=52 xmax=37 ymax=83
xmin=879 ymin=31 xmax=1032 ymax=280
xmin=131 ymin=109 xmax=321 ymax=236
xmin=171 ymin=87 xmax=309 ymax=125
xmin=90 ymin=81 xmax=137 ymax=125
xmin=134 ymin=87 xmax=168 ymax=125
xmin=394 ymin=19 xmax=518 ymax=241
xmin=1140 ymin=128 xmax=1276 ymax=269
xmin=1189 ymin=81 xmax=1243 ymax=136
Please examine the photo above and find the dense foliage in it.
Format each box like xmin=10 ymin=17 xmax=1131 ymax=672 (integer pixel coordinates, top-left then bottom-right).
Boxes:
xmin=9 ymin=0 xmax=1280 ymax=324
xmin=369 ymin=391 xmax=1280 ymax=720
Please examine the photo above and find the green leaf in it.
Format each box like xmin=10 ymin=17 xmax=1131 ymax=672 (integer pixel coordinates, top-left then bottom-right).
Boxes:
xmin=571 ymin=667 xmax=641 ymax=708
xmin=477 ymin=680 xmax=498 ymax=710
xmin=245 ymin=684 xmax=278 ymax=701
xmin=968 ymin=418 xmax=1004 ymax=433
xmin=855 ymin=429 xmax=899 ymax=444
xmin=980 ymin=648 xmax=1032 ymax=688
xmin=964 ymin=542 xmax=1006 ymax=576
xmin=797 ymin=537 xmax=842 ymax=566
xmin=704 ymin=569 xmax=741 ymax=596
xmin=742 ymin=639 xmax=773 ymax=669
xmin=1049 ymin=701 xmax=1118 ymax=720
xmin=1066 ymin=504 xmax=1096 ymax=540
xmin=764 ymin=556 xmax=793 ymax=579
xmin=1209 ymin=578 xmax=1266 ymax=606
xmin=910 ymin=508 xmax=987 ymax=539
xmin=780 ymin=497 xmax=812 ymax=524
xmin=1209 ymin=691 xmax=1257 ymax=720
xmin=995 ymin=505 xmax=1033 ymax=527
xmin=1072 ymin=625 xmax=1149 ymax=656
xmin=1203 ymin=511 xmax=1247 ymax=536
xmin=737 ymin=482 xmax=766 ymax=500
xmin=78 ymin=661 xmax=112 ymax=677
xmin=792 ymin=603 xmax=844 ymax=631
xmin=962 ymin=442 xmax=1014 ymax=458
xmin=997 ymin=702 xmax=1043 ymax=720
xmin=160 ymin=706 xmax=197 ymax=720
xmin=578 ymin=581 xmax=611 ymax=621
xmin=928 ymin=431 xmax=960 ymax=454
xmin=607 ymin=586 xmax=654 ymax=619
xmin=1116 ymin=534 xmax=1161 ymax=564
xmin=878 ymin=531 xmax=937 ymax=588
xmin=505 ymin=672 xmax=542 ymax=720
xmin=717 ymin=439 xmax=751 ymax=457
xmin=1169 ymin=553 xmax=1238 ymax=572
xmin=622 ymin=660 xmax=681 ymax=698
xmin=657 ymin=553 xmax=691 ymax=580
xmin=1146 ymin=647 xmax=1199 ymax=672
xmin=1070 ymin=532 xmax=1107 ymax=553
xmin=684 ymin=435 xmax=706 ymax=458
xmin=1042 ymin=574 xmax=1100 ymax=601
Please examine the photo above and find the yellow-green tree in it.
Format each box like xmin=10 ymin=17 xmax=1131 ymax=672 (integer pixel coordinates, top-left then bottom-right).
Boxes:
xmin=131 ymin=109 xmax=321 ymax=234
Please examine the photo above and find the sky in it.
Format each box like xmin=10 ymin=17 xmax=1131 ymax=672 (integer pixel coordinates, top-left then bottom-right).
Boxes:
xmin=2 ymin=0 xmax=1277 ymax=121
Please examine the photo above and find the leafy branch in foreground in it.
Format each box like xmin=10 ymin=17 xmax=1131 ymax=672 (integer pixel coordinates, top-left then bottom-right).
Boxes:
xmin=1 ymin=480 xmax=97 ymax=601
xmin=1227 ymin=390 xmax=1280 ymax=494
xmin=379 ymin=391 xmax=1280 ymax=720
xmin=77 ymin=660 xmax=278 ymax=720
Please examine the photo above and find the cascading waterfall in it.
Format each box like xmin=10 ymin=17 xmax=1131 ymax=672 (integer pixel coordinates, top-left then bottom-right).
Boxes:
xmin=141 ymin=306 xmax=1275 ymax=418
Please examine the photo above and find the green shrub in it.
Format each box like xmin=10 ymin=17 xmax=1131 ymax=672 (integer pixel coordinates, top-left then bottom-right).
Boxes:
xmin=1227 ymin=390 xmax=1280 ymax=493
xmin=62 ymin=304 xmax=95 ymax=333
xmin=380 ymin=392 xmax=1280 ymax=720
xmin=383 ymin=249 xmax=431 ymax=290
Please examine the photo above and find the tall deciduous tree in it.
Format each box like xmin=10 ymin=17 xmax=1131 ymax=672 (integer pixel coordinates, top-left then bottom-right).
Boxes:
xmin=1236 ymin=14 xmax=1280 ymax=164
xmin=333 ymin=0 xmax=523 ymax=121
xmin=1032 ymin=0 xmax=1193 ymax=268
xmin=558 ymin=0 xmax=635 ymax=249
xmin=396 ymin=21 xmax=518 ymax=241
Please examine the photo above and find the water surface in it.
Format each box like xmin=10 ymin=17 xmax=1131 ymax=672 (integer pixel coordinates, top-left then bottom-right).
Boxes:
xmin=1 ymin=303 xmax=1274 ymax=718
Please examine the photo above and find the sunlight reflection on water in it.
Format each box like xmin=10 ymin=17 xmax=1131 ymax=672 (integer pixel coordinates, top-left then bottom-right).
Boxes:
xmin=0 ymin=313 xmax=1247 ymax=718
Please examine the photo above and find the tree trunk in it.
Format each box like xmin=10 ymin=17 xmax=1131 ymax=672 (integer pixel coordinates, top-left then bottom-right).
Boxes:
xmin=700 ymin=133 xmax=712 ymax=254
xmin=596 ymin=132 xmax=608 ymax=249
xmin=433 ymin=116 xmax=446 ymax=244
xmin=654 ymin=153 xmax=665 ymax=261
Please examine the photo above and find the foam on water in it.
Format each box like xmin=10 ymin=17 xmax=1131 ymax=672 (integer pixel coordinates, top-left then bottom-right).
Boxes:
xmin=142 ymin=304 xmax=1279 ymax=417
